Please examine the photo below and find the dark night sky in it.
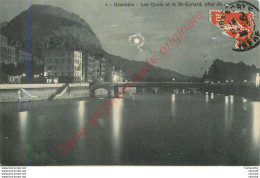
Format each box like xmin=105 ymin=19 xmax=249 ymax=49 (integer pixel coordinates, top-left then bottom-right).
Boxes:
xmin=0 ymin=0 xmax=259 ymax=76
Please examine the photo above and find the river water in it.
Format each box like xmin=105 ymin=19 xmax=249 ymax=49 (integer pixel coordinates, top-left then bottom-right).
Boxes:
xmin=0 ymin=92 xmax=259 ymax=165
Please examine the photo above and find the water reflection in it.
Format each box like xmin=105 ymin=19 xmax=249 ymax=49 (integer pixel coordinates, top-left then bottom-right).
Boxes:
xmin=252 ymin=102 xmax=260 ymax=147
xmin=205 ymin=93 xmax=209 ymax=103
xmin=1 ymin=93 xmax=259 ymax=166
xmin=173 ymin=89 xmax=179 ymax=94
xmin=18 ymin=111 xmax=28 ymax=143
xmin=230 ymin=95 xmax=234 ymax=103
xmin=225 ymin=95 xmax=229 ymax=104
xmin=171 ymin=94 xmax=177 ymax=124
xmin=242 ymin=97 xmax=248 ymax=111
xmin=78 ymin=101 xmax=86 ymax=127
xmin=111 ymin=99 xmax=123 ymax=163
xmin=211 ymin=93 xmax=214 ymax=99
xmin=171 ymin=94 xmax=175 ymax=101
xmin=224 ymin=96 xmax=234 ymax=132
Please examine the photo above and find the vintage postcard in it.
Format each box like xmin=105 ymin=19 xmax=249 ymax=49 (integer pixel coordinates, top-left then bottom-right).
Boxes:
xmin=0 ymin=0 xmax=259 ymax=170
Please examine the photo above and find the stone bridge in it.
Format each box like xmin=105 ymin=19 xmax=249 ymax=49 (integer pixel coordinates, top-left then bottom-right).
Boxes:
xmin=89 ymin=82 xmax=203 ymax=97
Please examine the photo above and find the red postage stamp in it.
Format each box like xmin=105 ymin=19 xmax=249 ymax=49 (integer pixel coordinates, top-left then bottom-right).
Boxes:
xmin=209 ymin=1 xmax=259 ymax=51
xmin=210 ymin=11 xmax=254 ymax=50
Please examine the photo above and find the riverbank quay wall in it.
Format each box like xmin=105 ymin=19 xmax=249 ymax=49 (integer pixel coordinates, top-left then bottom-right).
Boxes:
xmin=0 ymin=83 xmax=107 ymax=103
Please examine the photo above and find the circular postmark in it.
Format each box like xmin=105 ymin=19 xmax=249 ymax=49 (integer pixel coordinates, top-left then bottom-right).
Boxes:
xmin=223 ymin=1 xmax=259 ymax=51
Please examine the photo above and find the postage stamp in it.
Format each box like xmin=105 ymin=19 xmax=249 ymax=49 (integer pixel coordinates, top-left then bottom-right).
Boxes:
xmin=209 ymin=1 xmax=259 ymax=51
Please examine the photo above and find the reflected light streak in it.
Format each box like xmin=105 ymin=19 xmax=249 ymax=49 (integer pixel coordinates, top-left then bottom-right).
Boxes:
xmin=171 ymin=94 xmax=177 ymax=124
xmin=206 ymin=94 xmax=209 ymax=103
xmin=230 ymin=95 xmax=234 ymax=103
xmin=242 ymin=97 xmax=247 ymax=111
xmin=252 ymin=102 xmax=260 ymax=147
xmin=224 ymin=96 xmax=231 ymax=132
xmin=112 ymin=99 xmax=123 ymax=163
xmin=225 ymin=95 xmax=229 ymax=104
xmin=78 ymin=101 xmax=86 ymax=126
xmin=229 ymin=96 xmax=234 ymax=122
xmin=211 ymin=93 xmax=214 ymax=99
xmin=171 ymin=94 xmax=175 ymax=101
xmin=18 ymin=111 xmax=28 ymax=143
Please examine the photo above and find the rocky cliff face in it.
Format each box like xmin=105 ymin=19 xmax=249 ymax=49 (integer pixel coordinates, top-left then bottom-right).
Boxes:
xmin=1 ymin=5 xmax=102 ymax=56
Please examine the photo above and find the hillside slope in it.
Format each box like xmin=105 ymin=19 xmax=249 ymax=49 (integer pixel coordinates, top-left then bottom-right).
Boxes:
xmin=1 ymin=4 xmax=195 ymax=81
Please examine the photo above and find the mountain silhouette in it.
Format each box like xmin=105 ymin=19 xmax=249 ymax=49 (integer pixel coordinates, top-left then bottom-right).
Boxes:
xmin=1 ymin=4 xmax=194 ymax=81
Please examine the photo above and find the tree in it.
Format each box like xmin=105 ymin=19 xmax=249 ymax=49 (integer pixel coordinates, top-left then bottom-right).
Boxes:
xmin=205 ymin=59 xmax=257 ymax=82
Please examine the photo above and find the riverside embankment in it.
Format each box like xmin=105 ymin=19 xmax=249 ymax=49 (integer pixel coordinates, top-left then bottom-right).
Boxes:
xmin=0 ymin=83 xmax=108 ymax=103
